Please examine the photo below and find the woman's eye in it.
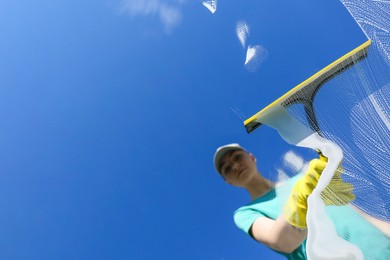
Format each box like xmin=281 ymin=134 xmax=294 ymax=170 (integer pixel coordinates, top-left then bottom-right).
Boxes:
xmin=235 ymin=154 xmax=242 ymax=161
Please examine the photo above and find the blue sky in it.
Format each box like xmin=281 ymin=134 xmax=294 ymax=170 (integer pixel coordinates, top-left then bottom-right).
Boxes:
xmin=0 ymin=0 xmax=367 ymax=259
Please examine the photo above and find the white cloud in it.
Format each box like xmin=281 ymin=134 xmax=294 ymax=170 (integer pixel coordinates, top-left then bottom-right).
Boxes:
xmin=276 ymin=169 xmax=291 ymax=183
xmin=202 ymin=0 xmax=217 ymax=14
xmin=236 ymin=21 xmax=249 ymax=48
xmin=120 ymin=0 xmax=183 ymax=34
xmin=244 ymin=45 xmax=268 ymax=72
xmin=282 ymin=150 xmax=308 ymax=173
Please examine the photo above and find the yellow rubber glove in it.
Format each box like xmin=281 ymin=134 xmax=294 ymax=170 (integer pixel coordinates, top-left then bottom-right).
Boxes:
xmin=316 ymin=152 xmax=355 ymax=205
xmin=321 ymin=171 xmax=355 ymax=205
xmin=285 ymin=153 xmax=355 ymax=229
xmin=284 ymin=158 xmax=324 ymax=229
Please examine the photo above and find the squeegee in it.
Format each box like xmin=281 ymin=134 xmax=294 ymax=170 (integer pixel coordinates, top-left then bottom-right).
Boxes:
xmin=244 ymin=40 xmax=371 ymax=134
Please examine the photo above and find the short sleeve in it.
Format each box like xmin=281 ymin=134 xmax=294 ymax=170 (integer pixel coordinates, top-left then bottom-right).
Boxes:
xmin=234 ymin=208 xmax=265 ymax=235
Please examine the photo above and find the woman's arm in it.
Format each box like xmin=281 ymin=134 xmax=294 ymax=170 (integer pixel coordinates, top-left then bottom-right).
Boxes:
xmin=249 ymin=158 xmax=324 ymax=252
xmin=250 ymin=215 xmax=307 ymax=253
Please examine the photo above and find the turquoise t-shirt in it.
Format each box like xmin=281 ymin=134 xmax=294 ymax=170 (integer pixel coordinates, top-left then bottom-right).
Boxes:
xmin=234 ymin=174 xmax=390 ymax=259
xmin=234 ymin=175 xmax=306 ymax=259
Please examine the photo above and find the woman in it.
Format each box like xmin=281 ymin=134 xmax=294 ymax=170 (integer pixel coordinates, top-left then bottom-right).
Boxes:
xmin=214 ymin=143 xmax=389 ymax=259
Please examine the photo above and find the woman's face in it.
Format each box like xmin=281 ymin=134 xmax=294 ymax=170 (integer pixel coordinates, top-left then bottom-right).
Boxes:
xmin=219 ymin=149 xmax=257 ymax=186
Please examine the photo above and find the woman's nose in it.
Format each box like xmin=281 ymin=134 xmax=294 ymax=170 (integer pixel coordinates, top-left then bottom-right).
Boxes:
xmin=233 ymin=163 xmax=239 ymax=171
